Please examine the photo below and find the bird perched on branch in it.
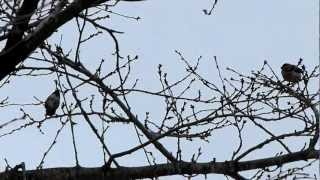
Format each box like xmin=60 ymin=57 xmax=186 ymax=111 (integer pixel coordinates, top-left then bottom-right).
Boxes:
xmin=281 ymin=63 xmax=303 ymax=83
xmin=45 ymin=89 xmax=60 ymax=117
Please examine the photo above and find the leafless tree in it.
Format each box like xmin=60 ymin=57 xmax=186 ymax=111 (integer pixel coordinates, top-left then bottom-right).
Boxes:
xmin=0 ymin=0 xmax=318 ymax=179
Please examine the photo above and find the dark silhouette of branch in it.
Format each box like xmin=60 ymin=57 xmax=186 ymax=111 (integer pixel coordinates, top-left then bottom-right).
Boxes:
xmin=0 ymin=149 xmax=317 ymax=180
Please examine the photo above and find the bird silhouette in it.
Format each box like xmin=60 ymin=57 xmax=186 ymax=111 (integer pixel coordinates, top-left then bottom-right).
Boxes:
xmin=281 ymin=63 xmax=303 ymax=83
xmin=45 ymin=89 xmax=60 ymax=117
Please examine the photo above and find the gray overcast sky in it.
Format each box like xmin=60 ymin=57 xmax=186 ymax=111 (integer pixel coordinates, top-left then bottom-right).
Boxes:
xmin=0 ymin=0 xmax=318 ymax=179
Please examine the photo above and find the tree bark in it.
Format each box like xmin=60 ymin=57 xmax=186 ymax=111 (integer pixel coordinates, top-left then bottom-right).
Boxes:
xmin=0 ymin=149 xmax=318 ymax=180
xmin=0 ymin=0 xmax=99 ymax=81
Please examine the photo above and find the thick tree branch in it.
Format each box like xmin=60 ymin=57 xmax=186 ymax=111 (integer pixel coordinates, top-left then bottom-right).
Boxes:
xmin=0 ymin=0 xmax=103 ymax=81
xmin=4 ymin=0 xmax=40 ymax=49
xmin=0 ymin=149 xmax=317 ymax=180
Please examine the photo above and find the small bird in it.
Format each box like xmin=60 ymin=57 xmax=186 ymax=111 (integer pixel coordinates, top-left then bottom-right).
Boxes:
xmin=281 ymin=63 xmax=303 ymax=83
xmin=45 ymin=89 xmax=60 ymax=116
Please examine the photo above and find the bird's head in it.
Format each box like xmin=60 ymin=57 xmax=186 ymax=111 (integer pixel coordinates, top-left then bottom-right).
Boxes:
xmin=281 ymin=63 xmax=291 ymax=70
xmin=53 ymin=89 xmax=60 ymax=97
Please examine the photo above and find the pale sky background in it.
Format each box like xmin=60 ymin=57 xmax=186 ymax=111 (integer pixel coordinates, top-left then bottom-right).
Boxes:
xmin=0 ymin=0 xmax=318 ymax=179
